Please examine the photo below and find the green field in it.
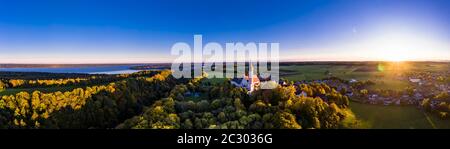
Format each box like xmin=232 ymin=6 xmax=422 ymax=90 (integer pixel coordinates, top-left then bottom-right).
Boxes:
xmin=0 ymin=86 xmax=80 ymax=96
xmin=368 ymin=80 xmax=410 ymax=91
xmin=280 ymin=64 xmax=374 ymax=81
xmin=350 ymin=102 xmax=450 ymax=129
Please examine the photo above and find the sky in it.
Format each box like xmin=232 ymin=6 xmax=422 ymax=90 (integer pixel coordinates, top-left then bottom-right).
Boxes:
xmin=0 ymin=0 xmax=449 ymax=64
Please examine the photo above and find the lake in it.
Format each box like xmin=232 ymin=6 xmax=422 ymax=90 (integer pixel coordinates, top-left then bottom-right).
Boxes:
xmin=0 ymin=65 xmax=141 ymax=74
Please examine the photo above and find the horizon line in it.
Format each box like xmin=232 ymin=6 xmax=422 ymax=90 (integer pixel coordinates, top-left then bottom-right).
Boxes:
xmin=1 ymin=60 xmax=449 ymax=65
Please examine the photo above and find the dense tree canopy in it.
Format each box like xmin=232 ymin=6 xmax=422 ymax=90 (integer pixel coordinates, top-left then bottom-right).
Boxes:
xmin=0 ymin=70 xmax=360 ymax=129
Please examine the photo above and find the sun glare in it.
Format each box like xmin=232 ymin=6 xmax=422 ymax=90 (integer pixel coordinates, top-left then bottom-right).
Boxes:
xmin=384 ymin=51 xmax=408 ymax=62
xmin=371 ymin=32 xmax=418 ymax=62
xmin=355 ymin=25 xmax=449 ymax=62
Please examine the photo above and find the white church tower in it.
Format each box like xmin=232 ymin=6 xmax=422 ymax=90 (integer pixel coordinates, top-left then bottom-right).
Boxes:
xmin=248 ymin=62 xmax=254 ymax=92
xmin=231 ymin=61 xmax=260 ymax=94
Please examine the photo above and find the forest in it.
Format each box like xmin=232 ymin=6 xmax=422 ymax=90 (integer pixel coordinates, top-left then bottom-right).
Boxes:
xmin=0 ymin=70 xmax=359 ymax=129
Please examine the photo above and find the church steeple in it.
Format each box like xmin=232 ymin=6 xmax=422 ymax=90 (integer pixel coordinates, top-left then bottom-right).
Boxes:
xmin=231 ymin=61 xmax=260 ymax=94
xmin=249 ymin=62 xmax=254 ymax=92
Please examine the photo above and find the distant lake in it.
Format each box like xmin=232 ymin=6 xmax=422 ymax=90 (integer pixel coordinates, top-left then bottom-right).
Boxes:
xmin=0 ymin=65 xmax=142 ymax=74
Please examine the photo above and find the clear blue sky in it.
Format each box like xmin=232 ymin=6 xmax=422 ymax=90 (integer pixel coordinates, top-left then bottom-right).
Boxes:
xmin=0 ymin=0 xmax=449 ymax=63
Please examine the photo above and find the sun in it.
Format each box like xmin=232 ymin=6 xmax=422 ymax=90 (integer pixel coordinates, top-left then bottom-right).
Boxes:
xmin=355 ymin=24 xmax=449 ymax=62
xmin=386 ymin=57 xmax=405 ymax=62
xmin=363 ymin=31 xmax=420 ymax=62
xmin=383 ymin=51 xmax=408 ymax=62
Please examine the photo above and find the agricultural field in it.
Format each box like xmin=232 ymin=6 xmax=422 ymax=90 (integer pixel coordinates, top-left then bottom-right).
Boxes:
xmin=350 ymin=102 xmax=450 ymax=129
xmin=280 ymin=64 xmax=370 ymax=81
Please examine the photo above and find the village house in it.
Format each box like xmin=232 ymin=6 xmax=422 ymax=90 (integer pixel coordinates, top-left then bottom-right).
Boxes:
xmin=395 ymin=99 xmax=401 ymax=105
xmin=414 ymin=93 xmax=423 ymax=100
xmin=345 ymin=92 xmax=354 ymax=97
xmin=409 ymin=78 xmax=422 ymax=85
xmin=184 ymin=91 xmax=200 ymax=98
xmin=279 ymin=80 xmax=288 ymax=86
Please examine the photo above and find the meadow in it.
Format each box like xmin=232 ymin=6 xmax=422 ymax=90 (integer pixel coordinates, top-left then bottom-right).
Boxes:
xmin=350 ymin=102 xmax=450 ymax=129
